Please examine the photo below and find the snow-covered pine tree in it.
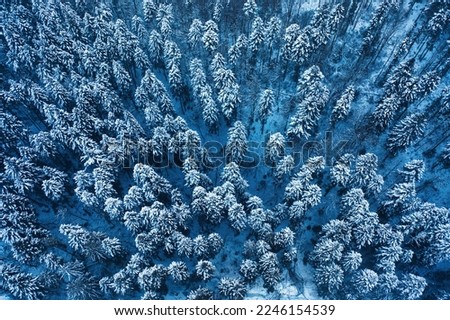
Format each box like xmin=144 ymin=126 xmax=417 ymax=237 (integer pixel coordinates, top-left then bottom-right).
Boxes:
xmin=134 ymin=47 xmax=150 ymax=69
xmin=203 ymin=191 xmax=225 ymax=225
xmin=0 ymin=264 xmax=44 ymax=300
xmin=351 ymin=269 xmax=379 ymax=298
xmin=218 ymin=277 xmax=247 ymax=300
xmin=192 ymin=235 xmax=209 ymax=259
xmin=59 ymin=224 xmax=122 ymax=261
xmin=218 ymin=82 xmax=240 ymax=121
xmin=257 ymin=89 xmax=274 ymax=125
xmin=281 ymin=23 xmax=301 ymax=61
xmin=41 ymin=167 xmax=67 ymax=201
xmin=202 ymin=20 xmax=219 ymax=52
xmin=341 ymin=250 xmax=362 ymax=272
xmin=227 ymin=202 xmax=247 ymax=232
xmin=352 ymin=153 xmax=379 ymax=189
xmin=258 ymin=251 xmax=281 ymax=288
xmin=201 ymin=89 xmax=219 ymax=130
xmin=272 ymin=226 xmax=295 ymax=250
xmin=249 ymin=17 xmax=265 ymax=53
xmin=331 ymin=86 xmax=355 ymax=123
xmin=397 ymin=159 xmax=425 ymax=183
xmin=195 ymin=260 xmax=215 ymax=281
xmin=440 ymin=86 xmax=450 ymax=113
xmin=213 ymin=0 xmax=223 ymax=22
xmin=143 ymin=0 xmax=156 ymax=23
xmin=265 ymin=17 xmax=282 ymax=51
xmin=275 ymin=155 xmax=295 ymax=181
xmin=188 ymin=19 xmax=203 ymax=49
xmin=226 ymin=121 xmax=248 ymax=164
xmin=427 ymin=8 xmax=450 ymax=37
xmin=66 ymin=273 xmax=101 ymax=300
xmin=156 ymin=3 xmax=174 ymax=38
xmin=265 ymin=132 xmax=285 ymax=164
xmin=314 ymin=262 xmax=344 ymax=295
xmin=287 ymin=66 xmax=329 ymax=139
xmin=243 ymin=0 xmax=258 ymax=18
xmin=396 ymin=273 xmax=427 ymax=300
xmin=148 ymin=30 xmax=164 ymax=65
xmin=187 ymin=287 xmax=213 ymax=300
xmin=443 ymin=143 xmax=450 ymax=164
xmin=190 ymin=58 xmax=206 ymax=95
xmin=310 ymin=238 xmax=344 ymax=266
xmin=372 ymin=94 xmax=400 ymax=130
xmin=387 ymin=113 xmax=426 ymax=152
xmin=138 ymin=265 xmax=167 ymax=292
xmin=167 ymin=261 xmax=189 ymax=282
xmin=210 ymin=53 xmax=226 ymax=77
xmin=239 ymin=259 xmax=258 ymax=282
xmin=207 ymin=233 xmax=224 ymax=257
xmin=330 ymin=153 xmax=353 ymax=187
xmin=104 ymin=198 xmax=124 ymax=220
xmin=228 ymin=34 xmax=248 ymax=65
xmin=375 ymin=272 xmax=399 ymax=299
xmin=221 ymin=162 xmax=249 ymax=194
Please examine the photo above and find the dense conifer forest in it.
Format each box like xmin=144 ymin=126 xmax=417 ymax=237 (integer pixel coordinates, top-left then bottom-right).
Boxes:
xmin=1 ymin=0 xmax=449 ymax=299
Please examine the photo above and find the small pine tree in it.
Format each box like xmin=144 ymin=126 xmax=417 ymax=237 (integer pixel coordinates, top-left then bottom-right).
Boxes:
xmin=218 ymin=277 xmax=247 ymax=300
xmin=330 ymin=154 xmax=353 ymax=187
xmin=351 ymin=269 xmax=379 ymax=297
xmin=239 ymin=259 xmax=259 ymax=282
xmin=243 ymin=0 xmax=258 ymax=17
xmin=59 ymin=224 xmax=122 ymax=261
xmin=396 ymin=273 xmax=427 ymax=300
xmin=342 ymin=250 xmax=362 ymax=272
xmin=156 ymin=4 xmax=174 ymax=38
xmin=167 ymin=261 xmax=189 ymax=282
xmin=148 ymin=30 xmax=164 ymax=64
xmin=195 ymin=260 xmax=215 ymax=281
xmin=287 ymin=66 xmax=329 ymax=139
xmin=188 ymin=19 xmax=203 ymax=48
xmin=226 ymin=121 xmax=248 ymax=163
xmin=311 ymin=237 xmax=344 ymax=266
xmin=257 ymin=89 xmax=274 ymax=124
xmin=275 ymin=155 xmax=295 ymax=181
xmin=387 ymin=113 xmax=426 ymax=152
xmin=272 ymin=227 xmax=295 ymax=250
xmin=249 ymin=17 xmax=265 ymax=53
xmin=258 ymin=252 xmax=281 ymax=288
xmin=112 ymin=60 xmax=131 ymax=92
xmin=138 ymin=265 xmax=167 ymax=292
xmin=315 ymin=263 xmax=344 ymax=295
xmin=218 ymin=82 xmax=240 ymax=121
xmin=372 ymin=94 xmax=400 ymax=130
xmin=66 ymin=273 xmax=101 ymax=300
xmin=331 ymin=86 xmax=355 ymax=123
xmin=228 ymin=202 xmax=247 ymax=232
xmin=266 ymin=17 xmax=282 ymax=50
xmin=265 ymin=132 xmax=285 ymax=163
xmin=202 ymin=20 xmax=219 ymax=52
xmin=0 ymin=264 xmax=44 ymax=300
xmin=143 ymin=0 xmax=156 ymax=23
xmin=221 ymin=162 xmax=249 ymax=194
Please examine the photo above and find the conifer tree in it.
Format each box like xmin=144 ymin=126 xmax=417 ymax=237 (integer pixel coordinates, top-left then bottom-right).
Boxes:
xmin=257 ymin=89 xmax=274 ymax=125
xmin=188 ymin=19 xmax=203 ymax=49
xmin=287 ymin=66 xmax=329 ymax=139
xmin=331 ymin=86 xmax=355 ymax=123
xmin=387 ymin=114 xmax=426 ymax=152
xmin=202 ymin=20 xmax=219 ymax=53
xmin=226 ymin=121 xmax=248 ymax=164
